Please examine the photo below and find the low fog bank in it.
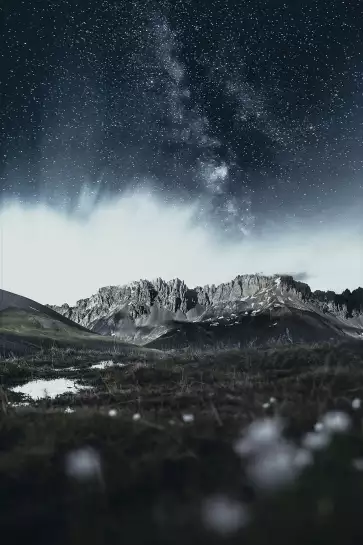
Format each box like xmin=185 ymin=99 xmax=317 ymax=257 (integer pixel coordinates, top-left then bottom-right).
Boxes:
xmin=0 ymin=189 xmax=362 ymax=305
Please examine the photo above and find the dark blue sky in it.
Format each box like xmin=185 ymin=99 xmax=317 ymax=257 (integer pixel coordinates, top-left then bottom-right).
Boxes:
xmin=1 ymin=0 xmax=363 ymax=234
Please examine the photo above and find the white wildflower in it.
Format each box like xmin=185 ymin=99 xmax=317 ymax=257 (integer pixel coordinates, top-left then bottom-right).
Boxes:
xmin=352 ymin=458 xmax=363 ymax=471
xmin=321 ymin=411 xmax=351 ymax=433
xmin=235 ymin=417 xmax=310 ymax=492
xmin=302 ymin=431 xmax=331 ymax=451
xmin=247 ymin=441 xmax=301 ymax=490
xmin=65 ymin=447 xmax=101 ymax=481
xmin=293 ymin=448 xmax=313 ymax=469
xmin=352 ymin=398 xmax=361 ymax=410
xmin=202 ymin=496 xmax=249 ymax=535
xmin=234 ymin=418 xmax=284 ymax=457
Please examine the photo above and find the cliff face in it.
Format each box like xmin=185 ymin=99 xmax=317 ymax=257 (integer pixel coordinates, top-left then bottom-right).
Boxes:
xmin=313 ymin=287 xmax=363 ymax=319
xmin=50 ymin=274 xmax=281 ymax=328
xmin=48 ymin=274 xmax=363 ymax=338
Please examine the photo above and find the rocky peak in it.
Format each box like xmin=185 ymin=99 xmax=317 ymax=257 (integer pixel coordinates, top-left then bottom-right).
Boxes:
xmin=313 ymin=286 xmax=363 ymax=318
xmin=48 ymin=273 xmax=363 ymax=334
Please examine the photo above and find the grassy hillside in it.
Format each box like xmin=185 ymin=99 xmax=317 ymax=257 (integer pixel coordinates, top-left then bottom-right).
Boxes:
xmin=1 ymin=341 xmax=363 ymax=544
xmin=0 ymin=307 xmax=158 ymax=357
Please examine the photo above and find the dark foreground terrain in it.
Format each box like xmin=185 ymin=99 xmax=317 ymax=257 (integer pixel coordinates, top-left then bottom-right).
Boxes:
xmin=1 ymin=341 xmax=363 ymax=544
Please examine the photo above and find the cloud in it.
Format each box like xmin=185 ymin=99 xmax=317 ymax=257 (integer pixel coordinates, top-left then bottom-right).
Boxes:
xmin=0 ymin=189 xmax=362 ymax=306
xmin=279 ymin=271 xmax=310 ymax=282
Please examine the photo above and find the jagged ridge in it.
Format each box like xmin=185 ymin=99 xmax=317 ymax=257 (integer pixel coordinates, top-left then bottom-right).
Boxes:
xmin=48 ymin=274 xmax=363 ymax=343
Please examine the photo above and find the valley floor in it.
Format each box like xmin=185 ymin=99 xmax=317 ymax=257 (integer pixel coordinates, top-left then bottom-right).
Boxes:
xmin=1 ymin=341 xmax=363 ymax=544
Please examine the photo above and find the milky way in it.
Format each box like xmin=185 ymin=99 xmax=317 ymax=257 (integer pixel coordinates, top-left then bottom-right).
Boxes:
xmin=0 ymin=0 xmax=362 ymax=302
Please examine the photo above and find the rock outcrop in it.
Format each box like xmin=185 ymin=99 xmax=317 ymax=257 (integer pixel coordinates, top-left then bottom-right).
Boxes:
xmin=49 ymin=274 xmax=363 ymax=339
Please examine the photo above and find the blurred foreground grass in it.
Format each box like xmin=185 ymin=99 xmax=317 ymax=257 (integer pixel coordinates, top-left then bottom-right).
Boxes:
xmin=1 ymin=340 xmax=363 ymax=545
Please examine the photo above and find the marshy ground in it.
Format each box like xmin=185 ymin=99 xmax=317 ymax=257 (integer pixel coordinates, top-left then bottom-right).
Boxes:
xmin=1 ymin=341 xmax=363 ymax=544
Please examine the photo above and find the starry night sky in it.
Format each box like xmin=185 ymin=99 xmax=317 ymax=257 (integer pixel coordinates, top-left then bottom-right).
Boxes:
xmin=1 ymin=0 xmax=363 ymax=236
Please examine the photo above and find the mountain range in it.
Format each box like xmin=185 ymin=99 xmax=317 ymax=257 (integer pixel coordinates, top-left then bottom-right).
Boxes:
xmin=48 ymin=274 xmax=363 ymax=349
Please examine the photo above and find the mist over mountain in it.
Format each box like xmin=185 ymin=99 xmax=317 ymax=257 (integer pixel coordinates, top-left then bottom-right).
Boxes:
xmin=1 ymin=193 xmax=362 ymax=308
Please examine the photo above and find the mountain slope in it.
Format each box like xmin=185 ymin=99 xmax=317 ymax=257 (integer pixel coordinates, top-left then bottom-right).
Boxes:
xmin=48 ymin=275 xmax=363 ymax=349
xmin=0 ymin=289 xmax=157 ymax=356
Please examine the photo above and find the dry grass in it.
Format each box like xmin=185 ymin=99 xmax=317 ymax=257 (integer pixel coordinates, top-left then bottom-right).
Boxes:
xmin=1 ymin=340 xmax=363 ymax=544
